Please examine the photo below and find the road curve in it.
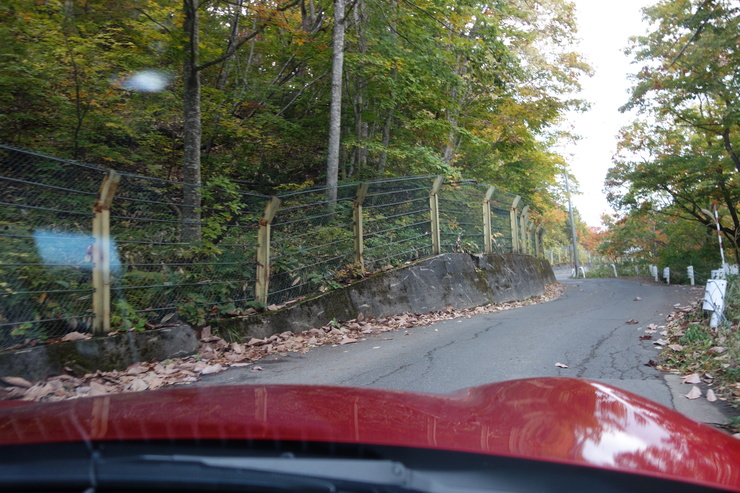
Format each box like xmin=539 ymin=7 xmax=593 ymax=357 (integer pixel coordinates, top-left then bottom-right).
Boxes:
xmin=197 ymin=278 xmax=702 ymax=411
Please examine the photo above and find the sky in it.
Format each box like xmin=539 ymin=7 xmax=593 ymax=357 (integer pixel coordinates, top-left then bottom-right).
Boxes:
xmin=565 ymin=0 xmax=656 ymax=227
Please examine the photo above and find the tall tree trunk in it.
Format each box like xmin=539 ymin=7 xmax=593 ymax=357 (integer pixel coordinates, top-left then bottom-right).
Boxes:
xmin=351 ymin=0 xmax=367 ymax=175
xmin=205 ymin=0 xmax=243 ymax=156
xmin=182 ymin=0 xmax=202 ymax=242
xmin=376 ymin=110 xmax=393 ymax=176
xmin=444 ymin=56 xmax=464 ymax=166
xmin=326 ymin=0 xmax=346 ymax=203
xmin=377 ymin=1 xmax=397 ymax=177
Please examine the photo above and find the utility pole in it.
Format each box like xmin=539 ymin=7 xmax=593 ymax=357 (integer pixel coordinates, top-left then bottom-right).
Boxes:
xmin=564 ymin=174 xmax=580 ymax=276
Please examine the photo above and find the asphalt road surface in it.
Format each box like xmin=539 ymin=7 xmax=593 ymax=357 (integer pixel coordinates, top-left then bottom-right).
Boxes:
xmin=197 ymin=277 xmax=704 ymax=413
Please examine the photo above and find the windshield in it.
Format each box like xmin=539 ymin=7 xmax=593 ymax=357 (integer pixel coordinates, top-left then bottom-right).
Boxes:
xmin=2 ymin=1 xmax=740 ymax=493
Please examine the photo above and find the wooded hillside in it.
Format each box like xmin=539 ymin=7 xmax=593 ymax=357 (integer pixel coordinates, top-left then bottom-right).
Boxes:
xmin=1 ymin=0 xmax=590 ymax=229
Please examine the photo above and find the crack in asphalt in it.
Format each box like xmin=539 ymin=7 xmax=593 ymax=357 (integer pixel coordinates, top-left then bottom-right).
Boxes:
xmin=356 ymin=321 xmax=500 ymax=387
xmin=361 ymin=338 xmax=460 ymax=386
xmin=574 ymin=323 xmax=622 ymax=378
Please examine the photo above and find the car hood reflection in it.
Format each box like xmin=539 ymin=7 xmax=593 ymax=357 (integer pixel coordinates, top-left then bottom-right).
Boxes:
xmin=0 ymin=377 xmax=738 ymax=490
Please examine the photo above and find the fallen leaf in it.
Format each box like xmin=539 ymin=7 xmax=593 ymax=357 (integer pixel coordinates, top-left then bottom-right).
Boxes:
xmin=633 ymin=297 xmax=642 ymax=301
xmin=251 ymin=366 xmax=263 ymax=372
xmin=200 ymin=326 xmax=212 ymax=340
xmin=708 ymin=346 xmax=727 ymax=355
xmin=682 ymin=373 xmax=701 ymax=384
xmin=338 ymin=336 xmax=358 ymax=345
xmin=685 ymin=386 xmax=702 ymax=399
xmin=555 ymin=362 xmax=569 ymax=368
xmin=88 ymin=381 xmax=109 ymax=396
xmin=22 ymin=383 xmax=53 ymax=401
xmin=61 ymin=331 xmax=91 ymax=342
xmin=0 ymin=376 xmax=34 ymax=388
xmin=639 ymin=335 xmax=653 ymax=341
xmin=126 ymin=363 xmax=148 ymax=376
xmin=668 ymin=344 xmax=683 ymax=351
xmin=644 ymin=360 xmax=657 ymax=367
xmin=707 ymin=389 xmax=717 ymax=402
xmin=200 ymin=364 xmax=224 ymax=375
xmin=126 ymin=378 xmax=147 ymax=392
xmin=625 ymin=319 xmax=639 ymax=325
xmin=653 ymin=339 xmax=669 ymax=346
xmin=2 ymin=387 xmax=26 ymax=400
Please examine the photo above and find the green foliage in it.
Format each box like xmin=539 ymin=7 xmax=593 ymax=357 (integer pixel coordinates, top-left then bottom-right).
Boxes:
xmin=178 ymin=293 xmax=208 ymax=327
xmin=111 ymin=299 xmax=147 ymax=332
xmin=680 ymin=325 xmax=713 ymax=345
xmin=605 ymin=0 xmax=740 ymax=266
xmin=1 ymin=0 xmax=587 ymax=216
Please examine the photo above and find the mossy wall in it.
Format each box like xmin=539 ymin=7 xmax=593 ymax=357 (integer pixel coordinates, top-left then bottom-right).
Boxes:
xmin=214 ymin=253 xmax=555 ymax=341
xmin=0 ymin=325 xmax=197 ymax=381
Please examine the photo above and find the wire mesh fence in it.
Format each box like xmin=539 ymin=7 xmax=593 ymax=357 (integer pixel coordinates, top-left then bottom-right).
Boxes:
xmin=0 ymin=144 xmax=544 ymax=349
xmin=109 ymin=172 xmax=265 ymax=328
xmin=363 ymin=177 xmax=435 ymax=273
xmin=0 ymin=146 xmax=108 ymax=348
xmin=268 ymin=183 xmax=357 ymax=305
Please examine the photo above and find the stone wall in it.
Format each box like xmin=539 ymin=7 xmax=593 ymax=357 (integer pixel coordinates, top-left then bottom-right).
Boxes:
xmin=213 ymin=253 xmax=555 ymax=339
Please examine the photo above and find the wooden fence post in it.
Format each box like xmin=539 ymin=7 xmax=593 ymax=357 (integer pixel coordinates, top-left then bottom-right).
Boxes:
xmin=519 ymin=205 xmax=530 ymax=255
xmin=483 ymin=186 xmax=495 ymax=254
xmin=255 ymin=197 xmax=281 ymax=305
xmin=510 ymin=196 xmax=521 ymax=253
xmin=92 ymin=170 xmax=120 ymax=335
xmin=526 ymin=220 xmax=535 ymax=256
xmin=429 ymin=176 xmax=444 ymax=255
xmin=353 ymin=183 xmax=369 ymax=271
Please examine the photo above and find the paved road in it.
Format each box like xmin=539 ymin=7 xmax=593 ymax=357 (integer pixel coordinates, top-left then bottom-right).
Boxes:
xmin=197 ymin=278 xmax=706 ymax=414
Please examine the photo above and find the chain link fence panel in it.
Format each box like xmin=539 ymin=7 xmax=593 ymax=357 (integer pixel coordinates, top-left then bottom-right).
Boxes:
xmin=0 ymin=146 xmax=107 ymax=348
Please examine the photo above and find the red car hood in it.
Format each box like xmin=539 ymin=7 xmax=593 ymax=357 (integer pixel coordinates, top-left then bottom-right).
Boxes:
xmin=0 ymin=377 xmax=738 ymax=490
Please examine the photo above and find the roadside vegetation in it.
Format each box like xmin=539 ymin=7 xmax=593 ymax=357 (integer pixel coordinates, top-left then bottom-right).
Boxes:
xmin=655 ymin=276 xmax=740 ymax=416
xmin=601 ymin=0 xmax=740 ymax=273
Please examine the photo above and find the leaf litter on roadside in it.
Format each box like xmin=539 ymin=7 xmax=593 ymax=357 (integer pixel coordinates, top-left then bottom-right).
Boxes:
xmin=652 ymin=292 xmax=740 ymax=409
xmin=0 ymin=283 xmax=566 ymax=403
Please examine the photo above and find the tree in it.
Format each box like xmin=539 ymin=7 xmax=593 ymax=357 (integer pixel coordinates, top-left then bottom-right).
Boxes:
xmin=623 ymin=0 xmax=740 ymax=173
xmin=607 ymin=120 xmax=740 ymax=262
xmin=180 ymin=0 xmax=302 ymax=241
xmin=605 ymin=0 xmax=740 ymax=264
xmin=1 ymin=0 xmax=590 ymax=228
xmin=325 ymin=0 xmax=346 ymax=203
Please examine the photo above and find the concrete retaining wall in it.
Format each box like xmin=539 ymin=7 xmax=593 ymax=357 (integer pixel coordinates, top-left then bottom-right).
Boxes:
xmin=213 ymin=253 xmax=555 ymax=339
xmin=0 ymin=325 xmax=197 ymax=381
